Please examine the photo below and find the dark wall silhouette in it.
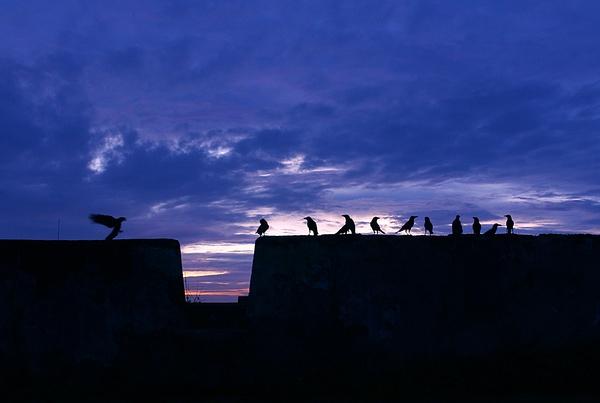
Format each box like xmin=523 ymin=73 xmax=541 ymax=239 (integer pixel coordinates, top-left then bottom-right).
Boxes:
xmin=248 ymin=234 xmax=600 ymax=361
xmin=0 ymin=239 xmax=185 ymax=374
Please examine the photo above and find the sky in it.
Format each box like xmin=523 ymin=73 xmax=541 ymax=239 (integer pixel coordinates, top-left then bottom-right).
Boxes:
xmin=1 ymin=1 xmax=600 ymax=301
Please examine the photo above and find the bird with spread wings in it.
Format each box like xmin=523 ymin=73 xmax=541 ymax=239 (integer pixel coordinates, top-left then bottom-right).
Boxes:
xmin=89 ymin=214 xmax=127 ymax=240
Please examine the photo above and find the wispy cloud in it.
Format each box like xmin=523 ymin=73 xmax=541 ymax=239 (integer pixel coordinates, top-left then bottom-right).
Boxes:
xmin=181 ymin=242 xmax=255 ymax=255
xmin=183 ymin=270 xmax=229 ymax=278
xmin=87 ymin=130 xmax=127 ymax=174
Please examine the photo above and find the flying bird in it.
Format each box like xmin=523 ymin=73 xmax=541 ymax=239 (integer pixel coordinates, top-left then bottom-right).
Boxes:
xmin=370 ymin=217 xmax=385 ymax=234
xmin=256 ymin=218 xmax=269 ymax=237
xmin=484 ymin=223 xmax=502 ymax=236
xmin=452 ymin=215 xmax=463 ymax=235
xmin=89 ymin=214 xmax=127 ymax=240
xmin=336 ymin=214 xmax=356 ymax=235
xmin=424 ymin=217 xmax=434 ymax=235
xmin=505 ymin=215 xmax=514 ymax=235
xmin=472 ymin=217 xmax=481 ymax=235
xmin=397 ymin=216 xmax=417 ymax=235
xmin=303 ymin=216 xmax=318 ymax=236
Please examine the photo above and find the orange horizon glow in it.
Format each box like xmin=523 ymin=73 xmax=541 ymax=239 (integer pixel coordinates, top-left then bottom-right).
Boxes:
xmin=185 ymin=288 xmax=249 ymax=297
xmin=182 ymin=270 xmax=229 ymax=278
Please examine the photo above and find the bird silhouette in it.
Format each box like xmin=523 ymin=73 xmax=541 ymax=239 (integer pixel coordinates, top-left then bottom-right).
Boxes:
xmin=89 ymin=214 xmax=127 ymax=240
xmin=424 ymin=217 xmax=434 ymax=235
xmin=472 ymin=217 xmax=481 ymax=235
xmin=303 ymin=216 xmax=318 ymax=236
xmin=370 ymin=217 xmax=385 ymax=234
xmin=452 ymin=215 xmax=463 ymax=235
xmin=505 ymin=214 xmax=514 ymax=235
xmin=336 ymin=214 xmax=356 ymax=235
xmin=397 ymin=216 xmax=417 ymax=235
xmin=484 ymin=223 xmax=502 ymax=236
xmin=256 ymin=218 xmax=269 ymax=237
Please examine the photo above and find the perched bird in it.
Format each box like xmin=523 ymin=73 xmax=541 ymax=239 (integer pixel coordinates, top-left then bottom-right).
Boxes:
xmin=424 ymin=217 xmax=434 ymax=235
xmin=370 ymin=217 xmax=385 ymax=234
xmin=473 ymin=217 xmax=481 ymax=235
xmin=256 ymin=218 xmax=269 ymax=237
xmin=505 ymin=215 xmax=514 ymax=235
xmin=336 ymin=214 xmax=356 ymax=235
xmin=303 ymin=216 xmax=318 ymax=236
xmin=452 ymin=215 xmax=463 ymax=235
xmin=397 ymin=216 xmax=418 ymax=235
xmin=484 ymin=223 xmax=502 ymax=236
xmin=89 ymin=214 xmax=127 ymax=240
xmin=472 ymin=217 xmax=481 ymax=235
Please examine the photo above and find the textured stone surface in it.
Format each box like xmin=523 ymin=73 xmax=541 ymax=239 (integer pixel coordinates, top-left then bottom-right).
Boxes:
xmin=0 ymin=239 xmax=185 ymax=372
xmin=248 ymin=234 xmax=600 ymax=359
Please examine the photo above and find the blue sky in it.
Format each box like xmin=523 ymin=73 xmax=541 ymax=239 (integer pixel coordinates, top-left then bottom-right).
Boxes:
xmin=1 ymin=1 xmax=600 ymax=300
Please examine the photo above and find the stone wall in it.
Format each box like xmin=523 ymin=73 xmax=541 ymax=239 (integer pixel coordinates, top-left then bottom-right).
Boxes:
xmin=248 ymin=234 xmax=600 ymax=360
xmin=0 ymin=239 xmax=185 ymax=373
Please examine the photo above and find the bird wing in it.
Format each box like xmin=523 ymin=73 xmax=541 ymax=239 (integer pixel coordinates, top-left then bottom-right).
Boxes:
xmin=89 ymin=214 xmax=116 ymax=228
